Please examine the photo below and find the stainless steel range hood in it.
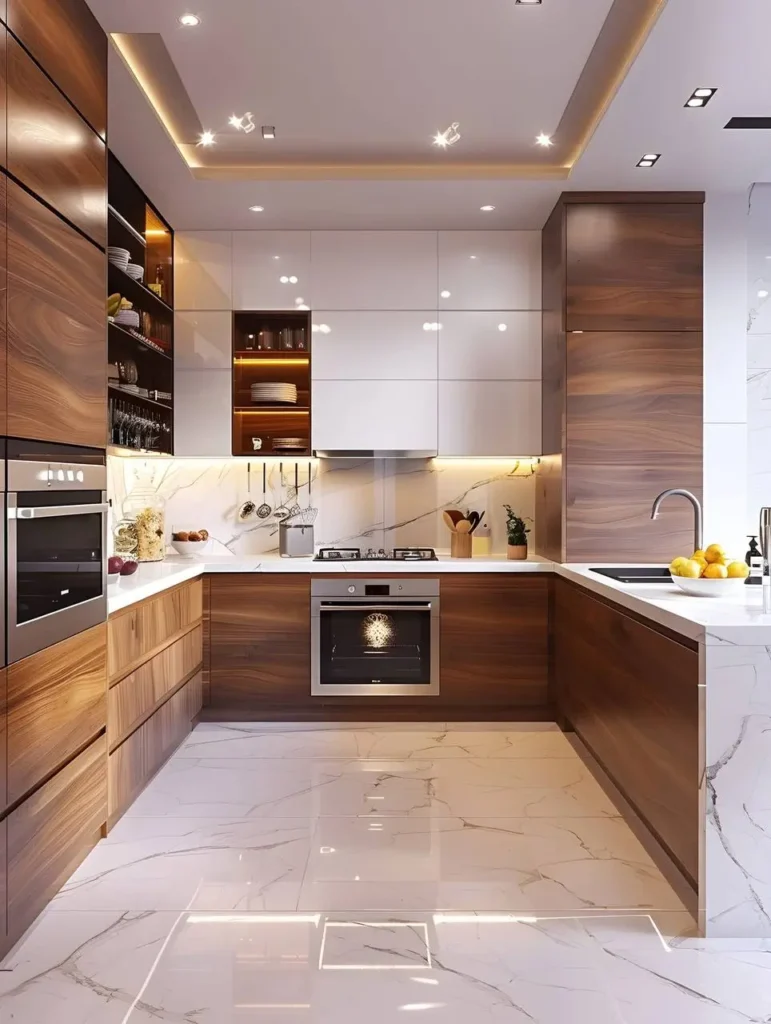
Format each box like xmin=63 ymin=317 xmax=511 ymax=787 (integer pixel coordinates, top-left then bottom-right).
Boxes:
xmin=314 ymin=449 xmax=437 ymax=459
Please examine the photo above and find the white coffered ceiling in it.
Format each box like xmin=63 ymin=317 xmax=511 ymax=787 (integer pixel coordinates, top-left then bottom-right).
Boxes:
xmin=86 ymin=0 xmax=771 ymax=229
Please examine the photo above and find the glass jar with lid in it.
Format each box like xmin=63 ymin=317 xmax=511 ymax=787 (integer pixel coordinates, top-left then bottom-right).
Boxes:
xmin=124 ymin=473 xmax=166 ymax=562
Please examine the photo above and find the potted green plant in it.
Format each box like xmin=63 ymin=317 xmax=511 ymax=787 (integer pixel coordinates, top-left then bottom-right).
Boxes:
xmin=504 ymin=505 xmax=530 ymax=560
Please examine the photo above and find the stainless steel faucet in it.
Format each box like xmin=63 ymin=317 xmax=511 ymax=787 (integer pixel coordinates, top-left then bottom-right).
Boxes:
xmin=760 ymin=508 xmax=771 ymax=587
xmin=650 ymin=489 xmax=703 ymax=553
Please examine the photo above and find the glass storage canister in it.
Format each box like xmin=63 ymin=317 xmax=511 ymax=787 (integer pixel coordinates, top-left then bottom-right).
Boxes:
xmin=124 ymin=479 xmax=166 ymax=562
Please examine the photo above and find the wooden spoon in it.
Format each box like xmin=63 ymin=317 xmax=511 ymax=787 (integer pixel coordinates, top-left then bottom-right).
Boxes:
xmin=443 ymin=511 xmax=459 ymax=532
xmin=444 ymin=509 xmax=464 ymax=527
xmin=456 ymin=519 xmax=472 ymax=534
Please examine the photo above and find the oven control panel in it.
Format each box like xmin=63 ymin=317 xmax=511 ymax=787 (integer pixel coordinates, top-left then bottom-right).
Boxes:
xmin=312 ymin=579 xmax=439 ymax=598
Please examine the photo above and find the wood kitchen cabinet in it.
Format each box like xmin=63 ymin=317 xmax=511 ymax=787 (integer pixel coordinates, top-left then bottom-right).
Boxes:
xmin=6 ymin=179 xmax=106 ymax=448
xmin=554 ymin=577 xmax=699 ymax=884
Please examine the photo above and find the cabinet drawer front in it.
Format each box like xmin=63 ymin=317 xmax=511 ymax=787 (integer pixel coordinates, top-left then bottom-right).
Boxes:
xmin=7 ymin=735 xmax=106 ymax=943
xmin=7 ymin=623 xmax=107 ymax=804
xmin=109 ymin=625 xmax=203 ymax=749
xmin=108 ymin=673 xmax=201 ymax=825
xmin=108 ymin=579 xmax=203 ymax=681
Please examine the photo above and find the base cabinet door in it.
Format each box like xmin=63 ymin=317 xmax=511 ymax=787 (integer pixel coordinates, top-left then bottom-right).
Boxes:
xmin=554 ymin=578 xmax=699 ymax=882
xmin=7 ymin=735 xmax=106 ymax=945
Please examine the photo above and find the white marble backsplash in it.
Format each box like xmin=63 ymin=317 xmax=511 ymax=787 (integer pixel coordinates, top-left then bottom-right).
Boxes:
xmin=107 ymin=457 xmax=537 ymax=556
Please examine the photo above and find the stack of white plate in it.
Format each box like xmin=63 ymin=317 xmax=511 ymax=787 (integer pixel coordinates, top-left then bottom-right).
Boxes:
xmin=125 ymin=263 xmax=144 ymax=282
xmin=107 ymin=247 xmax=130 ymax=270
xmin=114 ymin=309 xmax=140 ymax=328
xmin=250 ymin=382 xmax=297 ymax=405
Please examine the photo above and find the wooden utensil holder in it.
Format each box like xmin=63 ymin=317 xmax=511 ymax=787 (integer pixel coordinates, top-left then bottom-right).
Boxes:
xmin=450 ymin=532 xmax=472 ymax=559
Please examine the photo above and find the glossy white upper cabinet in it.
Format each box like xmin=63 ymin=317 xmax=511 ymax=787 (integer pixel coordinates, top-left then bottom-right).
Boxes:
xmin=175 ymin=311 xmax=232 ymax=370
xmin=437 ymin=232 xmax=541 ymax=310
xmin=175 ymin=370 xmax=233 ymax=456
xmin=175 ymin=232 xmax=233 ymax=310
xmin=312 ymin=380 xmax=438 ymax=452
xmin=438 ymin=381 xmax=541 ymax=456
xmin=438 ymin=311 xmax=541 ymax=380
xmin=310 ymin=232 xmax=437 ymax=309
xmin=232 ymin=232 xmax=312 ymax=310
xmin=312 ymin=312 xmax=438 ymax=380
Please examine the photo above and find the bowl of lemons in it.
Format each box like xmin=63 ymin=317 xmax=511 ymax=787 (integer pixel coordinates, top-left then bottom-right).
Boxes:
xmin=669 ymin=544 xmax=749 ymax=597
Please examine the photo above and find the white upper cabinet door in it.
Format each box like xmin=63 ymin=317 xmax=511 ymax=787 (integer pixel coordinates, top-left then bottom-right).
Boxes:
xmin=311 ymin=232 xmax=438 ymax=309
xmin=312 ymin=380 xmax=438 ymax=452
xmin=175 ymin=311 xmax=232 ymax=370
xmin=175 ymin=232 xmax=232 ymax=310
xmin=438 ymin=311 xmax=541 ymax=380
xmin=175 ymin=370 xmax=233 ymax=457
xmin=438 ymin=381 xmax=542 ymax=456
xmin=437 ymin=231 xmax=541 ymax=310
xmin=312 ymin=312 xmax=438 ymax=380
xmin=232 ymin=232 xmax=312 ymax=310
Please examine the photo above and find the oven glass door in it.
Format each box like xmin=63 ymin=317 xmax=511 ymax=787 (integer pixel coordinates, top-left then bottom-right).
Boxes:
xmin=14 ymin=490 xmax=104 ymax=625
xmin=318 ymin=602 xmax=432 ymax=686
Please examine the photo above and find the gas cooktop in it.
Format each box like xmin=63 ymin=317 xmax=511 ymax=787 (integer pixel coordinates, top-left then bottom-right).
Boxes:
xmin=314 ymin=547 xmax=438 ymax=562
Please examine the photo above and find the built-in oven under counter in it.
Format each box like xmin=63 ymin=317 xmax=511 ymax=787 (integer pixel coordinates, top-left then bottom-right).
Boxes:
xmin=311 ymin=578 xmax=440 ymax=697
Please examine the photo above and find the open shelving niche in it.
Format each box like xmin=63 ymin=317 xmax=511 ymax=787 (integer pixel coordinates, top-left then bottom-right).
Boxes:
xmin=232 ymin=310 xmax=312 ymax=457
xmin=107 ymin=152 xmax=175 ymax=455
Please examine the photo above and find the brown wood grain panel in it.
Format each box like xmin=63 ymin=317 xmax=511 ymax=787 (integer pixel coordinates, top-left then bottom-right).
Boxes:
xmin=6 ymin=0 xmax=107 ymax=137
xmin=565 ymin=203 xmax=703 ymax=332
xmin=554 ymin=579 xmax=699 ymax=883
xmin=7 ymin=178 xmax=106 ymax=447
xmin=566 ymin=331 xmax=703 ymax=398
xmin=108 ymin=673 xmax=201 ymax=828
xmin=0 ymin=25 xmax=7 ymax=171
xmin=7 ymin=36 xmax=106 ymax=246
xmin=202 ymin=575 xmax=211 ymax=706
xmin=535 ymin=454 xmax=564 ymax=562
xmin=108 ymin=579 xmax=203 ymax=683
xmin=7 ymin=735 xmax=106 ymax=944
xmin=0 ymin=817 xmax=6 ymax=953
xmin=440 ymin=575 xmax=549 ymax=707
xmin=0 ymin=172 xmax=7 ymax=439
xmin=7 ymin=623 xmax=106 ymax=804
xmin=108 ymin=625 xmax=202 ymax=750
xmin=0 ymin=667 xmax=7 ymax=815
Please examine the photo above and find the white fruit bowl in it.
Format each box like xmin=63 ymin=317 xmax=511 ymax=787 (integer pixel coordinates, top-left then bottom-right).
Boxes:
xmin=170 ymin=539 xmax=209 ymax=557
xmin=671 ymin=575 xmax=747 ymax=598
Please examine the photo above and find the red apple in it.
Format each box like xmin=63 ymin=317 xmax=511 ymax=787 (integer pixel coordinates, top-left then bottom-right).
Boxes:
xmin=108 ymin=555 xmax=124 ymax=575
xmin=120 ymin=559 xmax=139 ymax=576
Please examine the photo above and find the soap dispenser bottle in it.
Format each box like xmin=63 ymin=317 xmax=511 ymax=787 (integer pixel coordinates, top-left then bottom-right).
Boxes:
xmin=747 ymin=535 xmax=763 ymax=578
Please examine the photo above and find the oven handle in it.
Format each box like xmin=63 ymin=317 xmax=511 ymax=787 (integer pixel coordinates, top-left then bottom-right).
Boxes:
xmin=319 ymin=603 xmax=433 ymax=612
xmin=8 ymin=503 xmax=109 ymax=520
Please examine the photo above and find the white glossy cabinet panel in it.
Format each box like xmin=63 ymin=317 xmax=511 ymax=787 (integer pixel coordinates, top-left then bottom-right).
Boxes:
xmin=175 ymin=232 xmax=232 ymax=310
xmin=175 ymin=311 xmax=232 ymax=370
xmin=437 ymin=231 xmax=541 ymax=310
xmin=232 ymin=231 xmax=312 ymax=310
xmin=174 ymin=370 xmax=233 ymax=457
xmin=438 ymin=311 xmax=541 ymax=380
xmin=312 ymin=380 xmax=438 ymax=452
xmin=312 ymin=312 xmax=438 ymax=380
xmin=438 ymin=381 xmax=541 ymax=456
xmin=311 ymin=232 xmax=437 ymax=309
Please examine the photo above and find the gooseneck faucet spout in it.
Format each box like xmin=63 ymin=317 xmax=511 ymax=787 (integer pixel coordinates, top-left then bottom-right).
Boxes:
xmin=650 ymin=489 xmax=703 ymax=554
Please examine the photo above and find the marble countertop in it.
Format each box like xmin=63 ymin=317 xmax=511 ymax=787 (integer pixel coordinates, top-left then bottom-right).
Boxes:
xmin=107 ymin=555 xmax=771 ymax=643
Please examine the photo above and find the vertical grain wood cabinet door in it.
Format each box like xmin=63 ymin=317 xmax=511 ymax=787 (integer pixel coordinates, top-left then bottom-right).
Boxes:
xmin=6 ymin=37 xmax=106 ymax=247
xmin=5 ymin=0 xmax=107 ymax=139
xmin=0 ymin=24 xmax=7 ymax=171
xmin=6 ymin=179 xmax=106 ymax=448
xmin=0 ymin=667 xmax=7 ymax=814
xmin=0 ymin=172 xmax=7 ymax=439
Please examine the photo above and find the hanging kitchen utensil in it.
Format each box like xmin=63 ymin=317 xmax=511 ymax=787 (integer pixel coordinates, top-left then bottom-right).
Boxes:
xmin=469 ymin=509 xmax=485 ymax=534
xmin=256 ymin=462 xmax=272 ymax=519
xmin=273 ymin=462 xmax=290 ymax=520
xmin=287 ymin=462 xmax=302 ymax=517
xmin=237 ymin=462 xmax=257 ymax=521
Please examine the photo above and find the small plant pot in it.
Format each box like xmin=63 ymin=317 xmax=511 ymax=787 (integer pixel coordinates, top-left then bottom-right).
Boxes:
xmin=507 ymin=544 xmax=528 ymax=561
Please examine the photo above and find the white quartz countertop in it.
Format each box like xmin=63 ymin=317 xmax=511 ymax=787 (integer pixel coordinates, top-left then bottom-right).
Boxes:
xmin=107 ymin=555 xmax=771 ymax=643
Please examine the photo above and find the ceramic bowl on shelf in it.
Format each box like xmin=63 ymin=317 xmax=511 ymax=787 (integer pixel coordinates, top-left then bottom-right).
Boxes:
xmin=670 ymin=575 xmax=747 ymax=598
xmin=170 ymin=538 xmax=210 ymax=557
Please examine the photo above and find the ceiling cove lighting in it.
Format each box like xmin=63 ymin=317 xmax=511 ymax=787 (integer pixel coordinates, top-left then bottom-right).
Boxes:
xmin=636 ymin=153 xmax=660 ymax=167
xmin=197 ymin=130 xmax=215 ymax=147
xmin=262 ymin=126 xmax=276 ymax=139
xmin=535 ymin=132 xmax=553 ymax=147
xmin=433 ymin=122 xmax=461 ymax=148
xmin=685 ymin=87 xmax=717 ymax=108
xmin=179 ymin=13 xmax=200 ymax=27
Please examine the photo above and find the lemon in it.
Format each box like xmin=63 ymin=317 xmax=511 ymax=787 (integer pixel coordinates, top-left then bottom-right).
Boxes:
xmin=679 ymin=559 xmax=703 ymax=579
xmin=705 ymin=544 xmax=727 ymax=565
xmin=692 ymin=549 xmax=707 ymax=561
xmin=703 ymin=562 xmax=728 ymax=579
xmin=691 ymin=555 xmax=708 ymax=574
xmin=669 ymin=556 xmax=690 ymax=577
xmin=726 ymin=560 xmax=750 ymax=579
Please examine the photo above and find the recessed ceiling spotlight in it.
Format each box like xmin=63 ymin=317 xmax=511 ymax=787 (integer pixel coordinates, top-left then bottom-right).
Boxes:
xmin=197 ymin=130 xmax=215 ymax=146
xmin=636 ymin=153 xmax=660 ymax=167
xmin=289 ymin=275 xmax=298 ymax=284
xmin=279 ymin=276 xmax=289 ymax=284
xmin=685 ymin=87 xmax=717 ymax=108
xmin=179 ymin=13 xmax=200 ymax=26
xmin=498 ymin=323 xmax=508 ymax=332
xmin=440 ymin=290 xmax=451 ymax=298
xmin=535 ymin=132 xmax=553 ymax=147
xmin=433 ymin=122 xmax=461 ymax=148
xmin=480 ymin=205 xmax=496 ymax=211
xmin=758 ymin=290 xmax=769 ymax=299
xmin=249 ymin=205 xmax=264 ymax=212
xmin=262 ymin=126 xmax=276 ymax=139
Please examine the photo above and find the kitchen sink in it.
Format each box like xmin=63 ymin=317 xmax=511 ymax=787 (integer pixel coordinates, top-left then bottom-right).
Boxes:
xmin=589 ymin=566 xmax=673 ymax=584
